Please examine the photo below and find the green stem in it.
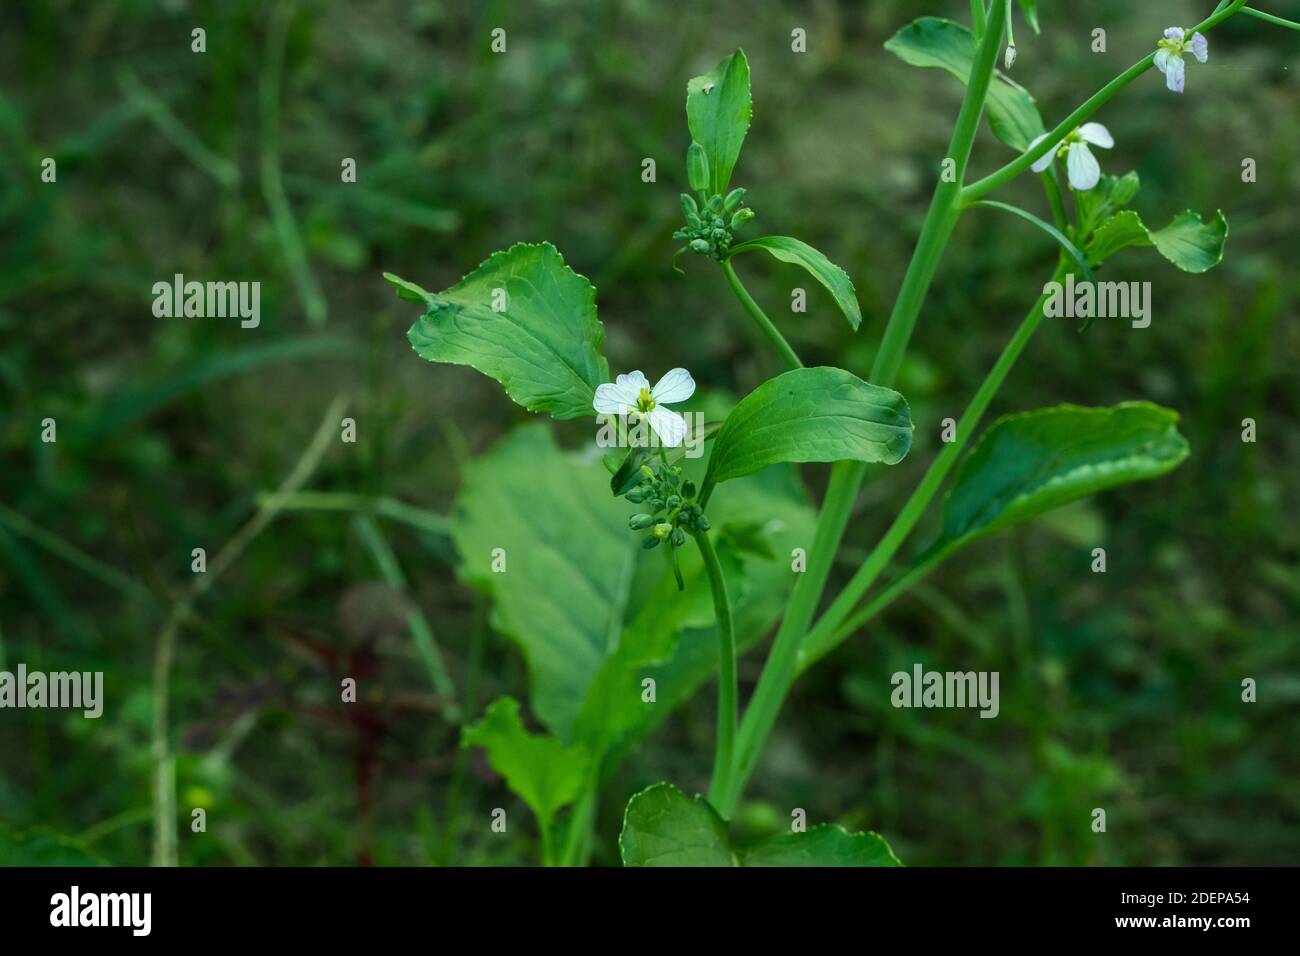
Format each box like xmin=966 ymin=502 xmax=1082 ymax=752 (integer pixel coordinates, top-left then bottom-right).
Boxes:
xmin=799 ymin=263 xmax=1067 ymax=666
xmin=963 ymin=0 xmax=1250 ymax=204
xmin=695 ymin=529 xmax=737 ymax=809
xmin=717 ymin=0 xmax=1011 ymax=818
xmin=1243 ymin=6 xmax=1300 ymax=30
xmin=719 ymin=259 xmax=804 ymax=371
xmin=971 ymin=0 xmax=987 ymax=40
xmin=801 ymin=546 xmax=954 ymax=673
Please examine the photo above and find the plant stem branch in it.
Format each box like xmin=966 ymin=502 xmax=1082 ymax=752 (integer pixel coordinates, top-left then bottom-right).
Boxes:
xmin=962 ymin=0 xmax=1250 ymax=204
xmin=718 ymin=0 xmax=1011 ymax=818
xmin=695 ymin=529 xmax=737 ymax=809
xmin=720 ymin=259 xmax=804 ymax=371
xmin=1243 ymin=6 xmax=1300 ymax=30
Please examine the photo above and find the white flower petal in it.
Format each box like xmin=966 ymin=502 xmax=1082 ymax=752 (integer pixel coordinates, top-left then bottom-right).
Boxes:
xmin=1078 ymin=123 xmax=1114 ymax=149
xmin=1165 ymin=54 xmax=1185 ymax=93
xmin=1164 ymin=26 xmax=1185 ymax=41
xmin=650 ymin=367 xmax=695 ymax=405
xmin=646 ymin=406 xmax=688 ymax=448
xmin=1028 ymin=133 xmax=1057 ymax=173
xmin=1154 ymin=49 xmax=1171 ymax=76
xmin=1066 ymin=143 xmax=1101 ymax=191
xmin=614 ymin=370 xmax=650 ymax=393
xmin=593 ymin=381 xmax=639 ymax=414
xmin=1191 ymin=32 xmax=1208 ymax=64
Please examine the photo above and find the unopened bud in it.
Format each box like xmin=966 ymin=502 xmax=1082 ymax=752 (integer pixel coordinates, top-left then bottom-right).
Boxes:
xmin=729 ymin=208 xmax=755 ymax=230
xmin=687 ymin=141 xmax=710 ymax=192
xmin=629 ymin=513 xmax=656 ymax=530
xmin=1004 ymin=44 xmax=1016 ymax=70
xmin=723 ymin=187 xmax=747 ymax=214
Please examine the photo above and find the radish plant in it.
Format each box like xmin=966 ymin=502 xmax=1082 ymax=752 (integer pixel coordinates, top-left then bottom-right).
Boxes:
xmin=385 ymin=1 xmax=1289 ymax=866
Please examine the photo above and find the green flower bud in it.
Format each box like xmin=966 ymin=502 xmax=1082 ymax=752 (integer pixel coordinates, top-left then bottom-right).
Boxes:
xmin=670 ymin=527 xmax=687 ymax=547
xmin=696 ymin=513 xmax=711 ymax=531
xmin=680 ymin=193 xmax=699 ymax=219
xmin=629 ymin=513 xmax=656 ymax=530
xmin=690 ymin=238 xmax=711 ymax=254
xmin=643 ymin=535 xmax=662 ymax=550
xmin=625 ymin=487 xmax=646 ymax=503
xmin=681 ymin=480 xmax=697 ymax=499
xmin=723 ymin=187 xmax=747 ymax=214
xmin=687 ymin=142 xmax=710 ymax=192
xmin=652 ymin=522 xmax=673 ymax=539
xmin=730 ymin=208 xmax=755 ymax=230
xmin=666 ymin=495 xmax=682 ymax=510
xmin=640 ymin=465 xmax=656 ymax=481
xmin=707 ymin=195 xmax=724 ymax=214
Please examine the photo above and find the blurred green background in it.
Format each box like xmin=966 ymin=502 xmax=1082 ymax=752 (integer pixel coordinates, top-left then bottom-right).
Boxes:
xmin=2 ymin=0 xmax=1297 ymax=866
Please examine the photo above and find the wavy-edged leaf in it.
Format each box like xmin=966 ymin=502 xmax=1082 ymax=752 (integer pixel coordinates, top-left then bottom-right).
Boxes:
xmin=704 ymin=367 xmax=912 ymax=492
xmin=1075 ymin=171 xmax=1141 ymax=239
xmin=461 ymin=696 xmax=590 ymax=828
xmin=399 ymin=242 xmax=609 ymax=421
xmin=885 ymin=17 xmax=1045 ymax=150
xmin=729 ymin=236 xmax=862 ymax=331
xmin=739 ymin=825 xmax=902 ymax=867
xmin=686 ymin=49 xmax=752 ymax=196
xmin=1084 ymin=207 xmax=1228 ymax=274
xmin=937 ymin=402 xmax=1190 ymax=551
xmin=619 ymin=783 xmax=902 ymax=867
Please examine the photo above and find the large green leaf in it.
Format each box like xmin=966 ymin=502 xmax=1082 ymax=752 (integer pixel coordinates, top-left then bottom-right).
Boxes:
xmin=704 ymin=367 xmax=912 ymax=491
xmin=739 ymin=825 xmax=902 ymax=867
xmin=728 ymin=236 xmax=862 ymax=331
xmin=619 ymin=783 xmax=901 ymax=867
xmin=453 ymin=423 xmax=815 ymax=750
xmin=396 ymin=241 xmax=609 ymax=420
xmin=937 ymin=403 xmax=1190 ymax=551
xmin=884 ymin=17 xmax=1045 ymax=151
xmin=686 ymin=50 xmax=752 ymax=195
xmin=461 ymin=697 xmax=591 ymax=830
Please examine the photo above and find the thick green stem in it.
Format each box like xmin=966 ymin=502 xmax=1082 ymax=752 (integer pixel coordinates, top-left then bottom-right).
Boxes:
xmin=695 ymin=530 xmax=737 ymax=809
xmin=716 ymin=0 xmax=1010 ymax=818
xmin=720 ymin=259 xmax=804 ymax=371
xmin=963 ymin=0 xmax=1249 ymax=204
xmin=971 ymin=0 xmax=987 ymax=40
xmin=799 ymin=263 xmax=1067 ymax=666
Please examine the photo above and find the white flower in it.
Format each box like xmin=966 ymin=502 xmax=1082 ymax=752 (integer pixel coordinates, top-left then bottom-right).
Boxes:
xmin=1154 ymin=27 xmax=1208 ymax=94
xmin=1027 ymin=123 xmax=1114 ymax=191
xmin=593 ymin=368 xmax=695 ymax=447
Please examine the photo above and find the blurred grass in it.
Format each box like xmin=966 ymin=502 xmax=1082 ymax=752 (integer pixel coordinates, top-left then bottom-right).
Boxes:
xmin=1 ymin=0 xmax=1297 ymax=865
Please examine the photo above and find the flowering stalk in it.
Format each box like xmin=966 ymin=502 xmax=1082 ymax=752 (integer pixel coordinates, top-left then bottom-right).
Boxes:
xmin=720 ymin=0 xmax=1256 ymax=818
xmin=720 ymin=259 xmax=804 ymax=371
xmin=695 ymin=528 xmax=738 ymax=806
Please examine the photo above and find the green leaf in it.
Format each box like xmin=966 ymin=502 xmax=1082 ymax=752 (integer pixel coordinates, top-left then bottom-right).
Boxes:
xmin=884 ymin=17 xmax=1045 ymax=151
xmin=401 ymin=242 xmax=610 ymax=421
xmin=704 ymin=367 xmax=912 ymax=491
xmin=1018 ymin=0 xmax=1041 ymax=34
xmin=937 ymin=403 xmax=1190 ymax=551
xmin=1075 ymin=171 xmax=1141 ymax=239
xmin=686 ymin=49 xmax=752 ymax=195
xmin=619 ymin=783 xmax=901 ymax=867
xmin=453 ymin=424 xmax=815 ymax=751
xmin=382 ymin=271 xmax=432 ymax=303
xmin=1084 ymin=207 xmax=1229 ymax=274
xmin=461 ymin=697 xmax=590 ymax=827
xmin=619 ymin=783 xmax=736 ymax=866
xmin=728 ymin=236 xmax=862 ymax=331
xmin=1148 ymin=209 xmax=1229 ymax=274
xmin=739 ymin=825 xmax=902 ymax=867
